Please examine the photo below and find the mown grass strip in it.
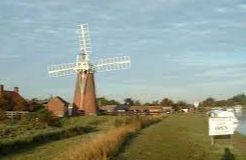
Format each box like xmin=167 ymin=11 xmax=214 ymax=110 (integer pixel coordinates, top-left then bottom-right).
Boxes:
xmin=117 ymin=113 xmax=246 ymax=160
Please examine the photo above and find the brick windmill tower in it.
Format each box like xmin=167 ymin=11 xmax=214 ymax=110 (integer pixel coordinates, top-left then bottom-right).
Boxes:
xmin=48 ymin=24 xmax=131 ymax=115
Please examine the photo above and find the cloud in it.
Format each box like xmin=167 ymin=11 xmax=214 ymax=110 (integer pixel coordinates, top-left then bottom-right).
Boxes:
xmin=23 ymin=19 xmax=34 ymax=24
xmin=12 ymin=1 xmax=34 ymax=8
xmin=238 ymin=4 xmax=246 ymax=10
xmin=97 ymin=14 xmax=116 ymax=21
xmin=215 ymin=7 xmax=228 ymax=13
xmin=0 ymin=55 xmax=20 ymax=60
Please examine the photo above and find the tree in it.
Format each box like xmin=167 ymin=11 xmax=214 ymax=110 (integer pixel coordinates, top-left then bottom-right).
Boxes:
xmin=172 ymin=104 xmax=181 ymax=112
xmin=201 ymin=97 xmax=216 ymax=107
xmin=160 ymin=98 xmax=174 ymax=106
xmin=124 ymin=98 xmax=134 ymax=106
xmin=143 ymin=100 xmax=159 ymax=106
xmin=97 ymin=97 xmax=119 ymax=106
xmin=151 ymin=100 xmax=159 ymax=106
xmin=214 ymin=100 xmax=231 ymax=107
xmin=229 ymin=93 xmax=246 ymax=105
xmin=143 ymin=102 xmax=151 ymax=106
xmin=176 ymin=100 xmax=187 ymax=106
xmin=176 ymin=100 xmax=189 ymax=110
xmin=133 ymin=100 xmax=141 ymax=106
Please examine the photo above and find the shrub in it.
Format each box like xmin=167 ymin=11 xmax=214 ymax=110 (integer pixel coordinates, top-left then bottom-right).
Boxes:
xmin=22 ymin=109 xmax=62 ymax=128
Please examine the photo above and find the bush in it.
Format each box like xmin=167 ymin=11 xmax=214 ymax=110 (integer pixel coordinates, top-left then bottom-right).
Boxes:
xmin=22 ymin=109 xmax=62 ymax=128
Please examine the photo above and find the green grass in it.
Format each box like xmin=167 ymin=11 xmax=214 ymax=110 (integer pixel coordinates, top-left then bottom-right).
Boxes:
xmin=0 ymin=116 xmax=121 ymax=156
xmin=0 ymin=115 xmax=156 ymax=160
xmin=1 ymin=132 xmax=101 ymax=160
xmin=2 ymin=114 xmax=246 ymax=160
xmin=0 ymin=115 xmax=118 ymax=142
xmin=117 ymin=113 xmax=246 ymax=160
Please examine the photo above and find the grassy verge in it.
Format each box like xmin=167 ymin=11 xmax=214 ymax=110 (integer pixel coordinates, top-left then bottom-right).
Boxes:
xmin=0 ymin=115 xmax=161 ymax=160
xmin=117 ymin=113 xmax=246 ymax=160
xmin=2 ymin=132 xmax=101 ymax=160
xmin=0 ymin=116 xmax=119 ymax=156
xmin=53 ymin=116 xmax=162 ymax=160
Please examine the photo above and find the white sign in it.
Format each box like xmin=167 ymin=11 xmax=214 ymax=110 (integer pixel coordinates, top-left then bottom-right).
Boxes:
xmin=209 ymin=117 xmax=234 ymax=136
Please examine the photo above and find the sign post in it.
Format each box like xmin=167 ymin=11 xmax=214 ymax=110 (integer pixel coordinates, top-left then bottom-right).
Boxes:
xmin=209 ymin=117 xmax=234 ymax=145
xmin=211 ymin=136 xmax=214 ymax=145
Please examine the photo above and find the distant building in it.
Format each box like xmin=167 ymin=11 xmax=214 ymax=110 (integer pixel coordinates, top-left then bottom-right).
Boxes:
xmin=28 ymin=98 xmax=48 ymax=111
xmin=0 ymin=84 xmax=28 ymax=111
xmin=47 ymin=96 xmax=69 ymax=117
xmin=148 ymin=106 xmax=163 ymax=114
xmin=99 ymin=105 xmax=117 ymax=114
xmin=180 ymin=104 xmax=195 ymax=113
xmin=129 ymin=106 xmax=149 ymax=114
xmin=162 ymin=106 xmax=174 ymax=114
xmin=115 ymin=104 xmax=129 ymax=114
xmin=129 ymin=106 xmax=166 ymax=115
xmin=100 ymin=104 xmax=171 ymax=115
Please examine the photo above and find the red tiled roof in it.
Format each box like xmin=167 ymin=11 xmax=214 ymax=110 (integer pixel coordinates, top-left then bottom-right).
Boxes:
xmin=54 ymin=96 xmax=69 ymax=105
xmin=1 ymin=91 xmax=25 ymax=101
xmin=0 ymin=90 xmax=28 ymax=111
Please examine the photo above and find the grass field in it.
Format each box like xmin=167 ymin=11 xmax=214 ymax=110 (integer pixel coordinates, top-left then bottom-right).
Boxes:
xmin=2 ymin=132 xmax=100 ymax=160
xmin=0 ymin=116 xmax=127 ymax=158
xmin=2 ymin=114 xmax=246 ymax=160
xmin=0 ymin=115 xmax=117 ymax=155
xmin=117 ymin=113 xmax=246 ymax=160
xmin=1 ymin=115 xmax=161 ymax=160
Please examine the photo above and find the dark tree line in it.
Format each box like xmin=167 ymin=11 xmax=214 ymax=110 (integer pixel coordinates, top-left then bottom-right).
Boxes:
xmin=199 ymin=93 xmax=246 ymax=108
xmin=97 ymin=97 xmax=120 ymax=106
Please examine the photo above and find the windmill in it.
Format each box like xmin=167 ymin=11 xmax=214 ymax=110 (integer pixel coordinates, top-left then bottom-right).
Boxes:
xmin=48 ymin=24 xmax=131 ymax=115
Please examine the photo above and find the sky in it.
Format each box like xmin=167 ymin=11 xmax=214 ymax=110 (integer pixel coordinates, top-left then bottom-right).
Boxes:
xmin=0 ymin=0 xmax=246 ymax=103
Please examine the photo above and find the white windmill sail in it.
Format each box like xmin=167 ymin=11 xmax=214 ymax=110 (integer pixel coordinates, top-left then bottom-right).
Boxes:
xmin=48 ymin=63 xmax=77 ymax=77
xmin=94 ymin=56 xmax=131 ymax=72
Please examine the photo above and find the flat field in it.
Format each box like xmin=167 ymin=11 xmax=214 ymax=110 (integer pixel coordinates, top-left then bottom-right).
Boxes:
xmin=117 ymin=113 xmax=246 ymax=160
xmin=2 ymin=114 xmax=246 ymax=160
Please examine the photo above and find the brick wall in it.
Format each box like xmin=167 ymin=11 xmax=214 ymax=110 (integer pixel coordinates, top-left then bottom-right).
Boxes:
xmin=47 ymin=97 xmax=68 ymax=117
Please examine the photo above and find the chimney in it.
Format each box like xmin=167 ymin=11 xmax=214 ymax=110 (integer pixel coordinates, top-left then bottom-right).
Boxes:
xmin=0 ymin=85 xmax=4 ymax=93
xmin=14 ymin=87 xmax=19 ymax=93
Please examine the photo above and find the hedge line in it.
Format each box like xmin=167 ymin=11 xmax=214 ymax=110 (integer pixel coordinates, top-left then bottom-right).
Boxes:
xmin=0 ymin=125 xmax=95 ymax=155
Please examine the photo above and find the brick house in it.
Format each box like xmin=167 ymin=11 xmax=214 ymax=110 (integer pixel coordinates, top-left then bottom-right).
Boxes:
xmin=0 ymin=84 xmax=28 ymax=111
xmin=47 ymin=96 xmax=69 ymax=117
